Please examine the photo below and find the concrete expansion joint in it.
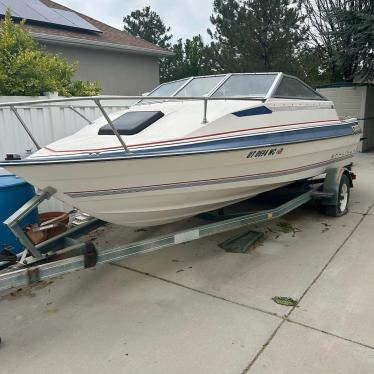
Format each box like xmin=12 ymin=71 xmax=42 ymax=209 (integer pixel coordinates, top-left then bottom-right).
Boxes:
xmin=242 ymin=317 xmax=374 ymax=374
xmin=349 ymin=200 xmax=374 ymax=216
xmin=110 ymin=202 xmax=374 ymax=374
xmin=350 ymin=211 xmax=373 ymax=216
xmin=110 ymin=262 xmax=282 ymax=319
xmin=285 ymin=319 xmax=374 ymax=351
xmin=111 ymin=264 xmax=374 ymax=373
xmin=291 ymin=201 xmax=374 ymax=307
xmin=241 ymin=201 xmax=374 ymax=373
xmin=240 ymin=319 xmax=286 ymax=374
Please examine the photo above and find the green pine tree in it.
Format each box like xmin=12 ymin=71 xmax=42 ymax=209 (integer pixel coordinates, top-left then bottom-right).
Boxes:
xmin=208 ymin=0 xmax=308 ymax=74
xmin=304 ymin=0 xmax=374 ymax=82
xmin=123 ymin=6 xmax=173 ymax=48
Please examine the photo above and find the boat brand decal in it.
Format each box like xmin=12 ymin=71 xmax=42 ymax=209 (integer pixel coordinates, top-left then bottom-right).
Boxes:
xmin=246 ymin=147 xmax=284 ymax=159
xmin=331 ymin=149 xmax=355 ymax=160
xmin=351 ymin=124 xmax=361 ymax=133
xmin=233 ymin=106 xmax=273 ymax=117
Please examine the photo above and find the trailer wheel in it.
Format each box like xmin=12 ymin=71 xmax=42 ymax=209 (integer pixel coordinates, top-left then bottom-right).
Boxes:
xmin=323 ymin=174 xmax=350 ymax=217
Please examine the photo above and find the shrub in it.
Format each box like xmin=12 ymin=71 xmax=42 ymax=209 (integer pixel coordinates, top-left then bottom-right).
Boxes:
xmin=0 ymin=9 xmax=101 ymax=96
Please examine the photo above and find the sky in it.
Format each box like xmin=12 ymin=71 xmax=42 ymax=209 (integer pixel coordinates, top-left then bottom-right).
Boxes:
xmin=58 ymin=0 xmax=214 ymax=42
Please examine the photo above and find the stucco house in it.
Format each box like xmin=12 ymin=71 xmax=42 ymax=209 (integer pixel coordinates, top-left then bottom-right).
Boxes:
xmin=1 ymin=0 xmax=172 ymax=95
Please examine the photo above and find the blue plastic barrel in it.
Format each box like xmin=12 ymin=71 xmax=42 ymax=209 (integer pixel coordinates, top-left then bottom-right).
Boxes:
xmin=0 ymin=174 xmax=38 ymax=254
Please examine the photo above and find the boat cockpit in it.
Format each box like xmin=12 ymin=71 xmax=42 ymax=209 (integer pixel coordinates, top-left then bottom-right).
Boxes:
xmin=101 ymin=73 xmax=327 ymax=136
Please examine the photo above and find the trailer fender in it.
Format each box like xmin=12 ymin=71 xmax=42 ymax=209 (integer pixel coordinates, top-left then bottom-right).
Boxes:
xmin=322 ymin=167 xmax=352 ymax=206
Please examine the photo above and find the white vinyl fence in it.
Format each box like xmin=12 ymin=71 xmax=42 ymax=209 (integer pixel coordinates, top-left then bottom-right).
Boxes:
xmin=0 ymin=95 xmax=133 ymax=212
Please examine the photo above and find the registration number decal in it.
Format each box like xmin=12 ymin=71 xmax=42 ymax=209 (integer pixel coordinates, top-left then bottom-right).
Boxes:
xmin=246 ymin=147 xmax=284 ymax=159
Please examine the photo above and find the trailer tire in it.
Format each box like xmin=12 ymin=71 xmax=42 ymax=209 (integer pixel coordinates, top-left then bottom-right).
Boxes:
xmin=323 ymin=174 xmax=350 ymax=217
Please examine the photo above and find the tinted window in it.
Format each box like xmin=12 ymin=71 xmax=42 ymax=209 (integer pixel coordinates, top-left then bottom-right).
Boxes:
xmin=137 ymin=79 xmax=188 ymax=106
xmin=274 ymin=77 xmax=322 ymax=99
xmin=212 ymin=74 xmax=277 ymax=97
xmin=150 ymin=79 xmax=188 ymax=96
xmin=176 ymin=76 xmax=225 ymax=97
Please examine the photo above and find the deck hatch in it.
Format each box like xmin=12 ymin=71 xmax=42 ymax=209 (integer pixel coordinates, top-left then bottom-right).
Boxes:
xmin=98 ymin=111 xmax=164 ymax=136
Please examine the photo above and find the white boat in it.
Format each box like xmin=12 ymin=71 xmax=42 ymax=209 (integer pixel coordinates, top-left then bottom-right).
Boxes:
xmin=0 ymin=73 xmax=361 ymax=227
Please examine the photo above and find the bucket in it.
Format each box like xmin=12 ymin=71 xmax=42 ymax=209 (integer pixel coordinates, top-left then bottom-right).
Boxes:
xmin=25 ymin=212 xmax=69 ymax=245
xmin=0 ymin=174 xmax=38 ymax=254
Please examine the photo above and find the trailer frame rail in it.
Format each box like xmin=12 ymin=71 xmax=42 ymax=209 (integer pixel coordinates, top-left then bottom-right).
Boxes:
xmin=0 ymin=186 xmax=335 ymax=292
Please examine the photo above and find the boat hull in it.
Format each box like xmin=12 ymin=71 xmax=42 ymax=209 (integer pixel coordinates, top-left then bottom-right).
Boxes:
xmin=3 ymin=133 xmax=360 ymax=227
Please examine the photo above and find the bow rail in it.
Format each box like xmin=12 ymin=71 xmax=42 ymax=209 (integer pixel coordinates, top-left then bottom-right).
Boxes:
xmin=0 ymin=95 xmax=266 ymax=153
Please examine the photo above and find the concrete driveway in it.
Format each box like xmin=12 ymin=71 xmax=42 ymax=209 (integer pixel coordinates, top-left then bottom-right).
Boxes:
xmin=1 ymin=153 xmax=373 ymax=373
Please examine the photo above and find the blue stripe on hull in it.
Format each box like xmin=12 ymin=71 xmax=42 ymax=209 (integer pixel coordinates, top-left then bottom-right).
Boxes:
xmin=0 ymin=121 xmax=358 ymax=164
xmin=128 ymin=123 xmax=355 ymax=156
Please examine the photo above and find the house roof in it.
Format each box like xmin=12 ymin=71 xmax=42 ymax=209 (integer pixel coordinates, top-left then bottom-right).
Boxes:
xmin=20 ymin=0 xmax=172 ymax=57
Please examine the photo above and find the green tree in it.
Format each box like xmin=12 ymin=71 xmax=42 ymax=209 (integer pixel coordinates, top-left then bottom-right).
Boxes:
xmin=293 ymin=45 xmax=330 ymax=85
xmin=208 ymin=0 xmax=308 ymax=74
xmin=208 ymin=0 xmax=252 ymax=72
xmin=0 ymin=10 xmax=101 ymax=96
xmin=123 ymin=6 xmax=172 ymax=48
xmin=304 ymin=0 xmax=374 ymax=82
xmin=161 ymin=35 xmax=214 ymax=82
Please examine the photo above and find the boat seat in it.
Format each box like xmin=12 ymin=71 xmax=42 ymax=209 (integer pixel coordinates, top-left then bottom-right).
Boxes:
xmin=98 ymin=111 xmax=164 ymax=136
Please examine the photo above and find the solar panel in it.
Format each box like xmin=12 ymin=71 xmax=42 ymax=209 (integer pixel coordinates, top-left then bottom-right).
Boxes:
xmin=53 ymin=9 xmax=101 ymax=32
xmin=0 ymin=3 xmax=8 ymax=14
xmin=0 ymin=0 xmax=46 ymax=21
xmin=0 ymin=0 xmax=102 ymax=33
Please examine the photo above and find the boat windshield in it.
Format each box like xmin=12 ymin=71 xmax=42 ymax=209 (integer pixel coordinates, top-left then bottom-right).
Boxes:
xmin=149 ymin=78 xmax=189 ymax=97
xmin=212 ymin=74 xmax=277 ymax=97
xmin=142 ymin=73 xmax=322 ymax=101
xmin=147 ymin=74 xmax=277 ymax=99
xmin=136 ymin=78 xmax=189 ymax=106
xmin=176 ymin=75 xmax=225 ymax=97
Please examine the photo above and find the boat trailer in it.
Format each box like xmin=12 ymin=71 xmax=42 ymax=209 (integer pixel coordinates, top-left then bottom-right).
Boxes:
xmin=0 ymin=167 xmax=354 ymax=293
